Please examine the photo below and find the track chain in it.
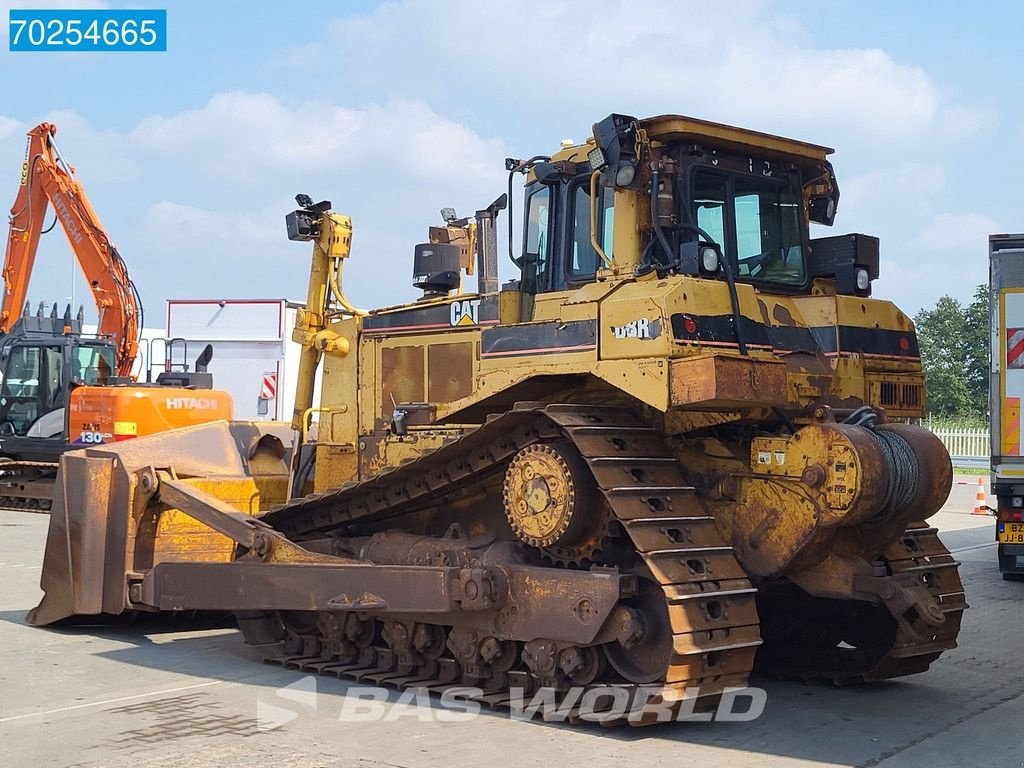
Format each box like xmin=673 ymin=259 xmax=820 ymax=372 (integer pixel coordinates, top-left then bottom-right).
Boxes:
xmin=247 ymin=402 xmax=964 ymax=721
xmin=0 ymin=460 xmax=56 ymax=512
xmin=756 ymin=523 xmax=966 ymax=683
xmin=248 ymin=403 xmax=762 ymax=724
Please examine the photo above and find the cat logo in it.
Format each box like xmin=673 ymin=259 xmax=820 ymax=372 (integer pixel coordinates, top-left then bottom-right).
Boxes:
xmin=450 ymin=299 xmax=481 ymax=327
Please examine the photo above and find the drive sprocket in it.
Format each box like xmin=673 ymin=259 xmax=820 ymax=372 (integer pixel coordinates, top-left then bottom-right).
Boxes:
xmin=502 ymin=441 xmax=613 ymax=566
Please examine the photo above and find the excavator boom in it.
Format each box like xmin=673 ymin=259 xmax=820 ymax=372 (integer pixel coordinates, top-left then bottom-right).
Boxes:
xmin=4 ymin=122 xmax=140 ymax=376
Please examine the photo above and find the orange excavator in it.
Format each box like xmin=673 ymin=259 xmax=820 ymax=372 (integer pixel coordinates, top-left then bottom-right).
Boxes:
xmin=0 ymin=122 xmax=233 ymax=510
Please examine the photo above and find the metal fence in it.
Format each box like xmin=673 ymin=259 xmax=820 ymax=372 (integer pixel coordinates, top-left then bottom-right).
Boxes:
xmin=924 ymin=426 xmax=990 ymax=459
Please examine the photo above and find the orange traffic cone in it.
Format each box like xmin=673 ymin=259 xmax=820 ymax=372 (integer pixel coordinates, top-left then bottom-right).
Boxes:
xmin=972 ymin=477 xmax=991 ymax=515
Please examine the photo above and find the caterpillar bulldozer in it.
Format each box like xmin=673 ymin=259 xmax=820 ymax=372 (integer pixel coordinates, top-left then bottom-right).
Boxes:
xmin=1 ymin=122 xmax=232 ymax=510
xmin=27 ymin=113 xmax=964 ymax=725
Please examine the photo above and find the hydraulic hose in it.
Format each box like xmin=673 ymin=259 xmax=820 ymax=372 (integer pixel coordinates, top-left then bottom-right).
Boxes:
xmin=649 ymin=169 xmax=675 ymax=271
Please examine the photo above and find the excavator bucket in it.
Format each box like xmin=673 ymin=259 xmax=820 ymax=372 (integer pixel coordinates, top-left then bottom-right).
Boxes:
xmin=27 ymin=420 xmax=293 ymax=626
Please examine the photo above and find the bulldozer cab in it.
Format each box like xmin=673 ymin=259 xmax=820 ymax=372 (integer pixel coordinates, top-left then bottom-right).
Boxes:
xmin=512 ymin=112 xmax=850 ymax=318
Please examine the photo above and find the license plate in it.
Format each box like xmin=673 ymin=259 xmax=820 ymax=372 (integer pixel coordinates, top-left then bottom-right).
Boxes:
xmin=998 ymin=521 xmax=1024 ymax=544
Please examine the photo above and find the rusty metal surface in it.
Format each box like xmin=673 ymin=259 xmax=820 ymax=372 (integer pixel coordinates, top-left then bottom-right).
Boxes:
xmin=257 ymin=401 xmax=959 ymax=701
xmin=669 ymin=354 xmax=788 ymax=408
xmin=758 ymin=524 xmax=966 ymax=682
xmin=138 ymin=544 xmax=628 ymax=646
xmin=27 ymin=420 xmax=293 ymax=626
xmin=380 ymin=345 xmax=425 ymax=418
xmin=705 ymin=419 xmax=953 ymax=579
xmin=27 ymin=394 xmax=966 ymax=727
xmin=141 ymin=561 xmax=469 ymax=614
xmin=240 ymin=404 xmax=760 ymax=722
xmin=427 ymin=341 xmax=474 ymax=403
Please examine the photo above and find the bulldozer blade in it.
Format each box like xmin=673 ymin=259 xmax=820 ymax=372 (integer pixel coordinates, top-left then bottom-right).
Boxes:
xmin=27 ymin=420 xmax=293 ymax=627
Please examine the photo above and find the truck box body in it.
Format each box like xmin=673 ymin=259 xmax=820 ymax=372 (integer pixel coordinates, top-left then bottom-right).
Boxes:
xmin=165 ymin=299 xmax=312 ymax=422
xmin=989 ymin=234 xmax=1024 ymax=575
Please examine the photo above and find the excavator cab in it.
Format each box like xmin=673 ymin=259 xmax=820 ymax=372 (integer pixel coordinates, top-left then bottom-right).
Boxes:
xmin=0 ymin=304 xmax=115 ymax=454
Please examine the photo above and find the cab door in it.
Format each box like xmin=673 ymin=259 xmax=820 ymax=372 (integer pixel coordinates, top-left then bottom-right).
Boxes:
xmin=0 ymin=343 xmax=65 ymax=437
xmin=519 ymin=174 xmax=614 ymax=322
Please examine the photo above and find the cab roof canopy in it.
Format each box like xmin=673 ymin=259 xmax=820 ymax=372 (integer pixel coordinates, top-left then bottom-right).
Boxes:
xmin=640 ymin=114 xmax=833 ymax=168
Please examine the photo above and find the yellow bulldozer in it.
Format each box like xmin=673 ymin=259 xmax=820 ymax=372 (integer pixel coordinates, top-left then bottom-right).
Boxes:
xmin=27 ymin=113 xmax=964 ymax=725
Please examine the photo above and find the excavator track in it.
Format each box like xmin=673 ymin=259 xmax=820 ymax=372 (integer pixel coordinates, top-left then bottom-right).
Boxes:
xmin=0 ymin=460 xmax=56 ymax=512
xmin=246 ymin=403 xmax=762 ymax=724
xmin=241 ymin=403 xmax=963 ymax=723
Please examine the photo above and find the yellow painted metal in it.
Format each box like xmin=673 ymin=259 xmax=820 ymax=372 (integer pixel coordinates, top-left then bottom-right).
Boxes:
xmin=503 ymin=445 xmax=576 ymax=547
xmin=28 ymin=421 xmax=293 ymax=626
xmin=499 ymin=289 xmax=521 ymax=324
xmin=292 ymin=212 xmax=358 ymax=431
xmin=641 ymin=114 xmax=833 ymax=161
xmin=154 ymin=476 xmax=287 ymax=564
xmin=28 ymin=113 xmax=958 ymax=697
xmin=314 ymin=316 xmax=360 ymax=489
xmin=609 ymin=188 xmax=641 ymax=272
xmin=691 ymin=422 xmax=950 ymax=578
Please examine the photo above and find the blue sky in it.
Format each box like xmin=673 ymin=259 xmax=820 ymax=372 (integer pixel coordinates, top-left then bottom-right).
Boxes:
xmin=1 ymin=0 xmax=1021 ymax=326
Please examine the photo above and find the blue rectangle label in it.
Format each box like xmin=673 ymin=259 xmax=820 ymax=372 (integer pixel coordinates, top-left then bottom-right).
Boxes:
xmin=9 ymin=9 xmax=166 ymax=52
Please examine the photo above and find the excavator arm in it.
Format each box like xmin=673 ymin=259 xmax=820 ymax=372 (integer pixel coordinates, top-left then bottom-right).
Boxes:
xmin=4 ymin=122 xmax=141 ymax=376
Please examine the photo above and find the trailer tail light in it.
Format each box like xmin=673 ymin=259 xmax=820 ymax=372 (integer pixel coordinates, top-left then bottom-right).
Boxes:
xmin=997 ymin=500 xmax=1024 ymax=522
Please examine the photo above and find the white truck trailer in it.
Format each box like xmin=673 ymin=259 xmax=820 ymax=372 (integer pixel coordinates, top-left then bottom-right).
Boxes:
xmin=990 ymin=234 xmax=1024 ymax=578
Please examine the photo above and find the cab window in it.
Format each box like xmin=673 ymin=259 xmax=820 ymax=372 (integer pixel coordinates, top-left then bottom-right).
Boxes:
xmin=693 ymin=173 xmax=727 ymax=246
xmin=524 ymin=186 xmax=551 ymax=290
xmin=0 ymin=345 xmax=63 ymax=436
xmin=733 ymin=175 xmax=805 ymax=285
xmin=3 ymin=346 xmax=40 ymax=398
xmin=568 ymin=183 xmax=614 ymax=281
xmin=691 ymin=169 xmax=806 ymax=287
xmin=73 ymin=345 xmax=114 ymax=384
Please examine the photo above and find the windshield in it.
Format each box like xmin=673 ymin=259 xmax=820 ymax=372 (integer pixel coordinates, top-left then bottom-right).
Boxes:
xmin=692 ymin=170 xmax=806 ymax=287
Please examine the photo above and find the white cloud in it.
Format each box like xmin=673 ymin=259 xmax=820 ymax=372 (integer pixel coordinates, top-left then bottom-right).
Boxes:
xmin=913 ymin=212 xmax=1001 ymax=253
xmin=132 ymin=92 xmax=507 ymax=185
xmin=877 ymin=257 xmax=987 ymax=317
xmin=142 ymin=200 xmax=281 ymax=250
xmin=0 ymin=116 xmax=21 ymax=141
xmin=839 ymin=163 xmax=946 ymax=219
xmin=324 ymin=0 xmax=968 ymax=147
xmin=126 ymin=92 xmax=513 ymax=309
xmin=36 ymin=110 xmax=139 ymax=184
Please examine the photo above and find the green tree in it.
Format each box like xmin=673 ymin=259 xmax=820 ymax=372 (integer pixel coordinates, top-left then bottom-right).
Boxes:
xmin=915 ymin=296 xmax=970 ymax=416
xmin=913 ymin=285 xmax=989 ymax=418
xmin=963 ymin=284 xmax=990 ymax=416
